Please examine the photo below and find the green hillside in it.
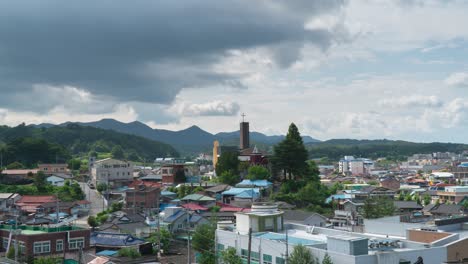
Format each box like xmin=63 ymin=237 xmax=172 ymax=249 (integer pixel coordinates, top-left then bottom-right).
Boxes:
xmin=0 ymin=123 xmax=179 ymax=166
xmin=306 ymin=139 xmax=468 ymax=161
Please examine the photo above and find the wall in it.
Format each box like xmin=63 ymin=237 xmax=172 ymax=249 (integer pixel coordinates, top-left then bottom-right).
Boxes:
xmin=407 ymin=229 xmax=452 ymax=243
xmin=364 ymin=216 xmax=425 ymax=237
xmin=446 ymin=237 xmax=468 ymax=263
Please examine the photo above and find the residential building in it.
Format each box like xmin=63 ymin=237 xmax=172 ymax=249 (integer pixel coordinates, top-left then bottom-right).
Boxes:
xmin=379 ymin=176 xmax=400 ymax=190
xmin=125 ymin=184 xmax=160 ymax=210
xmin=90 ymin=158 xmax=133 ymax=188
xmin=46 ymin=175 xmax=66 ymax=186
xmin=0 ymin=193 xmax=21 ymax=212
xmin=235 ymin=202 xmax=283 ymax=234
xmin=38 ymin=164 xmax=69 ymax=175
xmin=90 ymin=232 xmax=152 ymax=254
xmin=216 ymin=209 xmax=468 ymax=264
xmin=15 ymin=195 xmax=58 ymax=214
xmin=282 ymin=210 xmax=327 ymax=227
xmin=437 ymin=186 xmax=468 ymax=204
xmin=338 ymin=156 xmax=374 ymax=176
xmin=0 ymin=225 xmax=90 ymax=259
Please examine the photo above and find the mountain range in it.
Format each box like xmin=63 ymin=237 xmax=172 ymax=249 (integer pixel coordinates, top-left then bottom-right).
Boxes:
xmin=32 ymin=118 xmax=320 ymax=155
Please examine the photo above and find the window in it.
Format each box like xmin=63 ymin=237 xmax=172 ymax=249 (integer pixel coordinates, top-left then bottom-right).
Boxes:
xmin=276 ymin=257 xmax=285 ymax=264
xmin=251 ymin=251 xmax=260 ymax=262
xmin=69 ymin=238 xmax=84 ymax=249
xmin=265 ymin=218 xmax=274 ymax=230
xmin=56 ymin=239 xmax=63 ymax=251
xmin=217 ymin=244 xmax=225 ymax=251
xmin=2 ymin=238 xmax=8 ymax=249
xmin=263 ymin=254 xmax=272 ymax=264
xmin=241 ymin=249 xmax=249 ymax=259
xmin=33 ymin=241 xmax=51 ymax=254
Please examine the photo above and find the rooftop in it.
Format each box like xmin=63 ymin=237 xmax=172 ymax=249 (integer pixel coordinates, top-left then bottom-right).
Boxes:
xmin=0 ymin=225 xmax=84 ymax=234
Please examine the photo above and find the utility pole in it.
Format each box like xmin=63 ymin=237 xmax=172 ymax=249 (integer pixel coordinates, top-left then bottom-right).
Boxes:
xmin=156 ymin=195 xmax=161 ymax=261
xmin=187 ymin=210 xmax=191 ymax=264
xmin=247 ymin=227 xmax=252 ymax=264
xmin=56 ymin=194 xmax=60 ymax=224
xmin=14 ymin=211 xmax=18 ymax=263
xmin=285 ymin=225 xmax=289 ymax=264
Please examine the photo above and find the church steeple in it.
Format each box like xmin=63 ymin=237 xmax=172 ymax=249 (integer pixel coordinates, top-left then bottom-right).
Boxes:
xmin=240 ymin=113 xmax=250 ymax=150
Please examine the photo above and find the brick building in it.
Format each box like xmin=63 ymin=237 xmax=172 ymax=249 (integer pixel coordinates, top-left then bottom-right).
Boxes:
xmin=0 ymin=225 xmax=90 ymax=259
xmin=125 ymin=184 xmax=160 ymax=210
xmin=38 ymin=164 xmax=69 ymax=175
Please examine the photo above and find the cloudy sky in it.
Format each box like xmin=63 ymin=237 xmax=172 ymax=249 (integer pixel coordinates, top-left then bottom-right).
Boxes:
xmin=1 ymin=0 xmax=468 ymax=143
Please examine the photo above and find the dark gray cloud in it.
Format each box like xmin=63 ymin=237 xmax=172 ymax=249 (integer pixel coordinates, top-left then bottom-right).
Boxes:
xmin=0 ymin=0 xmax=346 ymax=113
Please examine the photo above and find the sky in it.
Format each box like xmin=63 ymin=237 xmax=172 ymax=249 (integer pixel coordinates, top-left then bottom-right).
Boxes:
xmin=0 ymin=0 xmax=468 ymax=143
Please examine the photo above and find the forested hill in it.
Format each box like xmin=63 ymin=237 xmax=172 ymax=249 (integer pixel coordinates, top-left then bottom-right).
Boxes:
xmin=0 ymin=124 xmax=179 ymax=166
xmin=306 ymin=139 xmax=468 ymax=161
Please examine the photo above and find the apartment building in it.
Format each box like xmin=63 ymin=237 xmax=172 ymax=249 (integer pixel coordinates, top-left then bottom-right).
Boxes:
xmin=91 ymin=158 xmax=133 ymax=188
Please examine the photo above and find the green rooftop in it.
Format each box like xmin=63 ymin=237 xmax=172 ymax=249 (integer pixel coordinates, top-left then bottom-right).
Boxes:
xmin=0 ymin=225 xmax=85 ymax=234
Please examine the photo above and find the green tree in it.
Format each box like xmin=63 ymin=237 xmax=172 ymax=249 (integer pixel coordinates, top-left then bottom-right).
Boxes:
xmin=246 ymin=165 xmax=270 ymax=180
xmin=34 ymin=171 xmax=48 ymax=193
xmin=322 ymin=253 xmax=333 ymax=264
xmin=289 ymin=244 xmax=317 ymax=264
xmin=215 ymin=151 xmax=239 ymax=176
xmin=6 ymin=161 xmax=24 ymax=169
xmin=87 ymin=216 xmax=99 ymax=228
xmin=110 ymin=202 xmax=123 ymax=212
xmin=423 ymin=194 xmax=431 ymax=206
xmin=192 ymin=223 xmax=216 ymax=264
xmin=6 ymin=246 xmax=15 ymax=259
xmin=97 ymin=183 xmax=107 ymax=193
xmin=363 ymin=196 xmax=395 ymax=219
xmin=220 ymin=247 xmax=242 ymax=264
xmin=111 ymin=145 xmax=125 ymax=159
xmin=33 ymin=256 xmax=61 ymax=264
xmin=175 ymin=169 xmax=186 ymax=183
xmin=272 ymin=123 xmax=309 ymax=181
xmin=67 ymin=158 xmax=82 ymax=170
xmin=404 ymin=193 xmax=412 ymax=201
xmin=118 ymin=247 xmax=141 ymax=259
xmin=148 ymin=228 xmax=172 ymax=253
xmin=218 ymin=171 xmax=240 ymax=186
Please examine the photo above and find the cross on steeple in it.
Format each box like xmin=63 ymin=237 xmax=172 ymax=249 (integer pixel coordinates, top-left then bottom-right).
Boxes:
xmin=241 ymin=113 xmax=246 ymax=122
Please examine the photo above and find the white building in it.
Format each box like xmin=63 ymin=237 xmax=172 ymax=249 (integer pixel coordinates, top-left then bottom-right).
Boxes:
xmin=46 ymin=175 xmax=66 ymax=186
xmin=216 ymin=204 xmax=468 ymax=264
xmin=90 ymin=158 xmax=133 ymax=188
xmin=339 ymin=156 xmax=374 ymax=176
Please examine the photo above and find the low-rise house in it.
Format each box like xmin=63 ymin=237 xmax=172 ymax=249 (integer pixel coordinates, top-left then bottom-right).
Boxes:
xmin=437 ymin=186 xmax=468 ymax=204
xmin=46 ymin=175 xmax=66 ymax=186
xmin=425 ymin=204 xmax=465 ymax=217
xmin=1 ymin=169 xmax=38 ymax=184
xmin=38 ymin=163 xmax=69 ymax=175
xmin=180 ymin=194 xmax=215 ymax=206
xmin=282 ymin=210 xmax=327 ymax=227
xmin=393 ymin=201 xmax=423 ymax=214
xmin=379 ymin=176 xmax=400 ymax=190
xmin=90 ymin=232 xmax=152 ymax=254
xmin=162 ymin=207 xmax=188 ymax=233
xmin=0 ymin=193 xmax=21 ymax=212
xmin=204 ymin=184 xmax=231 ymax=199
xmin=100 ymin=210 xmax=151 ymax=237
xmin=221 ymin=188 xmax=260 ymax=206
xmin=15 ymin=195 xmax=57 ymax=214
xmin=0 ymin=225 xmax=90 ymax=259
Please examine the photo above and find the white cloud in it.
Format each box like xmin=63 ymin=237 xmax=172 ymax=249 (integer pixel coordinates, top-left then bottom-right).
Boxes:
xmin=181 ymin=101 xmax=240 ymax=117
xmin=445 ymin=72 xmax=468 ymax=87
xmin=378 ymin=95 xmax=442 ymax=108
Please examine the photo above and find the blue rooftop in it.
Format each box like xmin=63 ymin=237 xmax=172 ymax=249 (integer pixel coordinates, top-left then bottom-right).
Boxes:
xmin=161 ymin=191 xmax=177 ymax=196
xmin=91 ymin=232 xmax=147 ymax=247
xmin=222 ymin=187 xmax=260 ymax=196
xmin=163 ymin=209 xmax=186 ymax=223
xmin=236 ymin=180 xmax=272 ymax=187
xmin=96 ymin=250 xmax=118 ymax=256
xmin=325 ymin=194 xmax=353 ymax=204
xmin=235 ymin=190 xmax=260 ymax=199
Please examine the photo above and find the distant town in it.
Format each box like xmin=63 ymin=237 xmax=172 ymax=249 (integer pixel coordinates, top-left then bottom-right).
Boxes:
xmin=0 ymin=117 xmax=466 ymax=264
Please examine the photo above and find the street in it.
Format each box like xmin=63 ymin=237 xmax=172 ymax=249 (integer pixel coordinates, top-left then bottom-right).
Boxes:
xmin=76 ymin=182 xmax=105 ymax=226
